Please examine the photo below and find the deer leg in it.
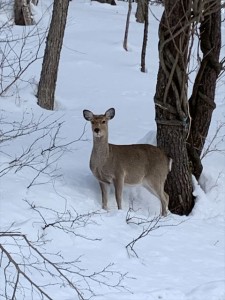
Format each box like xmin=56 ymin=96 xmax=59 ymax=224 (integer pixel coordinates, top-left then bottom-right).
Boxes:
xmin=157 ymin=182 xmax=169 ymax=216
xmin=144 ymin=179 xmax=168 ymax=217
xmin=161 ymin=191 xmax=169 ymax=216
xmin=113 ymin=177 xmax=124 ymax=210
xmin=99 ymin=181 xmax=108 ymax=210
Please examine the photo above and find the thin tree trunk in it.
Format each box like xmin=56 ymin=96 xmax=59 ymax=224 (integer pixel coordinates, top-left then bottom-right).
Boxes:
xmin=154 ymin=0 xmax=194 ymax=215
xmin=140 ymin=0 xmax=148 ymax=72
xmin=37 ymin=0 xmax=70 ymax=110
xmin=123 ymin=0 xmax=132 ymax=51
xmin=187 ymin=0 xmax=221 ymax=180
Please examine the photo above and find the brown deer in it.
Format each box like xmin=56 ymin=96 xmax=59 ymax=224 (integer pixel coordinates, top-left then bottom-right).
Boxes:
xmin=83 ymin=108 xmax=172 ymax=216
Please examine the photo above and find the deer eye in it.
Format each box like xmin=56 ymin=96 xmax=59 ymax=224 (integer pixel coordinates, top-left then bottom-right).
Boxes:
xmin=91 ymin=121 xmax=94 ymax=125
xmin=102 ymin=120 xmax=106 ymax=124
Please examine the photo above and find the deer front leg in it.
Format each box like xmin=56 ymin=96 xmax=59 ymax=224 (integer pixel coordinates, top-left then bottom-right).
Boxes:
xmin=113 ymin=177 xmax=124 ymax=210
xmin=99 ymin=181 xmax=108 ymax=210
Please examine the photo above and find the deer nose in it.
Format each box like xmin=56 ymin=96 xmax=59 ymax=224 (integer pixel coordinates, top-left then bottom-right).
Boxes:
xmin=94 ymin=128 xmax=100 ymax=133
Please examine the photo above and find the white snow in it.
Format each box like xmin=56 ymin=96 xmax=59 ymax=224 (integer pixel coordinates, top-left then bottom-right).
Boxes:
xmin=0 ymin=1 xmax=225 ymax=300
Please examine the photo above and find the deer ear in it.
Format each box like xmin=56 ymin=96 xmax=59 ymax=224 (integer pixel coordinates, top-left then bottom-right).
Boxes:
xmin=105 ymin=108 xmax=115 ymax=120
xmin=83 ymin=109 xmax=93 ymax=121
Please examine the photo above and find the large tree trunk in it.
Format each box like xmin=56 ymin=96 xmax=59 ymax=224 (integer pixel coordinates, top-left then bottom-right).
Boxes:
xmin=37 ymin=0 xmax=70 ymax=110
xmin=154 ymin=0 xmax=194 ymax=215
xmin=187 ymin=0 xmax=221 ymax=180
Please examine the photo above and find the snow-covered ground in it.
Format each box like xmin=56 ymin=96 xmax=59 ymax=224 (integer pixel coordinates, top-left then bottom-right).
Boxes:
xmin=0 ymin=1 xmax=224 ymax=299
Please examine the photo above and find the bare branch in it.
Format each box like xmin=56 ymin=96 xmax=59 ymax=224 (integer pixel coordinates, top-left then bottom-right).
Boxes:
xmin=125 ymin=207 xmax=184 ymax=257
xmin=0 ymin=3 xmax=50 ymax=96
xmin=0 ymin=227 xmax=127 ymax=299
xmin=0 ymin=112 xmax=88 ymax=188
xmin=24 ymin=199 xmax=102 ymax=241
xmin=201 ymin=121 xmax=225 ymax=160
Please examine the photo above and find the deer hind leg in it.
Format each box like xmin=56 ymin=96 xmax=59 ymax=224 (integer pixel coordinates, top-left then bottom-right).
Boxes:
xmin=99 ymin=181 xmax=108 ymax=210
xmin=159 ymin=190 xmax=169 ymax=217
xmin=143 ymin=179 xmax=169 ymax=217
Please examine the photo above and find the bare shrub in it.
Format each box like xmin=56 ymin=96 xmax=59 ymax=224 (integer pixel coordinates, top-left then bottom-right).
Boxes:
xmin=0 ymin=2 xmax=48 ymax=96
xmin=0 ymin=111 xmax=87 ymax=187
xmin=125 ymin=207 xmax=183 ymax=257
xmin=0 ymin=229 xmax=127 ymax=300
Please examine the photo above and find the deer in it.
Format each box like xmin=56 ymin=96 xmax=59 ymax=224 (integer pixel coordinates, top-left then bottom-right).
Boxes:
xmin=83 ymin=108 xmax=172 ymax=216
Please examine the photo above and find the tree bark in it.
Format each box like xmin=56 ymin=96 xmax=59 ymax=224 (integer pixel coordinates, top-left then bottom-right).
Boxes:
xmin=187 ymin=0 xmax=221 ymax=180
xmin=37 ymin=0 xmax=70 ymax=110
xmin=154 ymin=0 xmax=194 ymax=215
xmin=135 ymin=0 xmax=145 ymax=23
xmin=140 ymin=0 xmax=148 ymax=72
xmin=14 ymin=0 xmax=33 ymax=25
xmin=123 ymin=0 xmax=132 ymax=51
xmin=157 ymin=123 xmax=194 ymax=215
xmin=91 ymin=0 xmax=116 ymax=5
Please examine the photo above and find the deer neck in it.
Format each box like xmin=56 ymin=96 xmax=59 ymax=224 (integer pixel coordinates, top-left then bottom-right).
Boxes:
xmin=91 ymin=135 xmax=109 ymax=166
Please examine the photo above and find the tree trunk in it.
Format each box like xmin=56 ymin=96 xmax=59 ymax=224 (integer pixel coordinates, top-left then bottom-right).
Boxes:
xmin=91 ymin=0 xmax=116 ymax=5
xmin=14 ymin=0 xmax=33 ymax=25
xmin=37 ymin=0 xmax=70 ymax=110
xmin=154 ymin=0 xmax=194 ymax=215
xmin=187 ymin=0 xmax=221 ymax=180
xmin=157 ymin=123 xmax=194 ymax=215
xmin=123 ymin=0 xmax=132 ymax=51
xmin=31 ymin=0 xmax=39 ymax=5
xmin=135 ymin=0 xmax=145 ymax=23
xmin=140 ymin=0 xmax=148 ymax=72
